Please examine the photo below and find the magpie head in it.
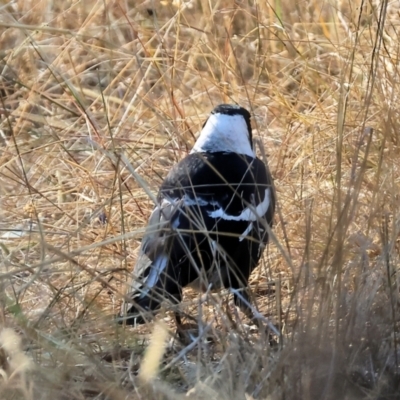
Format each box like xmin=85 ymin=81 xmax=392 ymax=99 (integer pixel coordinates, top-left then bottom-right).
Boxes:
xmin=191 ymin=104 xmax=254 ymax=157
xmin=210 ymin=104 xmax=252 ymax=143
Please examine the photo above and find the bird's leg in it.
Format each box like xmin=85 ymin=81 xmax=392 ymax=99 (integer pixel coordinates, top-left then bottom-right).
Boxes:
xmin=233 ymin=288 xmax=268 ymax=328
xmin=174 ymin=312 xmax=191 ymax=343
xmin=174 ymin=312 xmax=183 ymax=332
xmin=233 ymin=288 xmax=256 ymax=321
xmin=233 ymin=288 xmax=280 ymax=345
xmin=163 ymin=289 xmax=187 ymax=341
xmin=172 ymin=302 xmax=202 ymax=344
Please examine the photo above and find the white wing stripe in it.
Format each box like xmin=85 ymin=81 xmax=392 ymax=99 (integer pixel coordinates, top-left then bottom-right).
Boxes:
xmin=239 ymin=222 xmax=253 ymax=241
xmin=207 ymin=188 xmax=270 ymax=222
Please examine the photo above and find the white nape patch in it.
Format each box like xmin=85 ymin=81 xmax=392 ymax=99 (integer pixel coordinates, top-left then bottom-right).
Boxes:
xmin=141 ymin=254 xmax=168 ymax=297
xmin=190 ymin=113 xmax=254 ymax=157
xmin=239 ymin=222 xmax=253 ymax=241
xmin=208 ymin=188 xmax=270 ymax=222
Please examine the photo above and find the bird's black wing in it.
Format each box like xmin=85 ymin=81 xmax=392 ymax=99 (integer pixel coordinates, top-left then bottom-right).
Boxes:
xmin=161 ymin=152 xmax=275 ymax=288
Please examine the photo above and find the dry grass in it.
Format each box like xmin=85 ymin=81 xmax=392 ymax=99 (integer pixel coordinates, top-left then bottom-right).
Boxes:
xmin=1 ymin=0 xmax=400 ymax=398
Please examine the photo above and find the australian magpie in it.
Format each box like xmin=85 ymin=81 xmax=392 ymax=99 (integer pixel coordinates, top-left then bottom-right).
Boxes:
xmin=119 ymin=104 xmax=275 ymax=326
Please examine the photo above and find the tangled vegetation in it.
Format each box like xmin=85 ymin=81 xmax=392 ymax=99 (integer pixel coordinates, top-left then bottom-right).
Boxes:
xmin=1 ymin=0 xmax=400 ymax=398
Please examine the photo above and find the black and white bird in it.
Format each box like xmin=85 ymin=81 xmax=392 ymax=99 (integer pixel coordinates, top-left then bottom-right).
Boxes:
xmin=120 ymin=104 xmax=275 ymax=326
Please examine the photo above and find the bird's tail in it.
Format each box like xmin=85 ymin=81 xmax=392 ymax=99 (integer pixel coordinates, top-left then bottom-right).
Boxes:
xmin=118 ymin=253 xmax=182 ymax=325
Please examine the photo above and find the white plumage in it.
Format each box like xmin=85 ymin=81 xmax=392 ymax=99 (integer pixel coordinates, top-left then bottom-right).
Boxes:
xmin=190 ymin=112 xmax=255 ymax=157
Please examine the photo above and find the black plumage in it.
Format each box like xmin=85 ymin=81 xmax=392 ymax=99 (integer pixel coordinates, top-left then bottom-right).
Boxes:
xmin=120 ymin=104 xmax=275 ymax=325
